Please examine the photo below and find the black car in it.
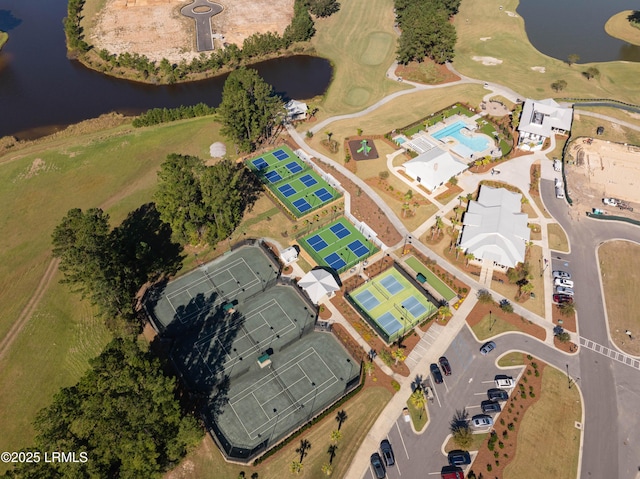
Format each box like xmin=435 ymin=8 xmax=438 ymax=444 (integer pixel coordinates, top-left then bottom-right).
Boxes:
xmin=481 ymin=399 xmax=502 ymax=414
xmin=370 ymin=452 xmax=386 ymax=479
xmin=380 ymin=439 xmax=395 ymax=467
xmin=487 ymin=388 xmax=509 ymax=401
xmin=448 ymin=449 xmax=472 ymax=466
xmin=438 ymin=356 xmax=452 ymax=376
xmin=430 ymin=363 xmax=443 ymax=384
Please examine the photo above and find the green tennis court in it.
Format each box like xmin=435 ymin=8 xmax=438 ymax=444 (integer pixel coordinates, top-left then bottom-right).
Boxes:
xmin=404 ymin=256 xmax=458 ymax=302
xmin=246 ymin=145 xmax=340 ymax=218
xmin=299 ymin=217 xmax=378 ymax=273
xmin=348 ymin=265 xmax=437 ymax=344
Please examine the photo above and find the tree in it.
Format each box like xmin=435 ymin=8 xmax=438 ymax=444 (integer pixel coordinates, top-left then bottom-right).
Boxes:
xmin=477 ymin=289 xmax=494 ymax=304
xmin=558 ymin=301 xmax=576 ymax=316
xmin=452 ymin=425 xmax=473 ymax=449
xmin=567 ymin=53 xmax=580 ymax=66
xmin=11 ymin=338 xmax=202 ymax=478
xmin=322 ymin=461 xmax=334 ymax=474
xmin=458 ymin=195 xmax=465 ymax=206
xmin=296 ymin=439 xmax=312 ymax=462
xmin=335 ymin=410 xmax=348 ymax=430
xmin=330 ymin=429 xmax=342 ymax=443
xmin=363 ymin=361 xmax=374 ymax=377
xmin=308 ymin=0 xmax=340 ymax=17
xmin=284 ymin=0 xmax=315 ymax=43
xmin=551 ymin=79 xmax=567 ymax=92
xmin=464 ymin=252 xmax=475 ymax=267
xmin=511 ymin=103 xmax=523 ymax=130
xmin=410 ymin=389 xmax=426 ymax=419
xmin=582 ymin=67 xmax=600 ymax=80
xmin=392 ymin=348 xmax=406 ymax=365
xmin=289 ymin=461 xmax=303 ymax=474
xmin=448 ymin=176 xmax=458 ymax=186
xmin=520 ymin=281 xmax=534 ymax=298
xmin=218 ymin=68 xmax=284 ymax=152
xmin=438 ymin=305 xmax=451 ymax=321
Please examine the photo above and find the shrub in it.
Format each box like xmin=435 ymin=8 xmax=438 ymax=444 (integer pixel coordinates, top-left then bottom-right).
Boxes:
xmin=498 ymin=441 xmax=504 ymax=449
xmin=391 ymin=380 xmax=401 ymax=391
xmin=487 ymin=464 xmax=493 ymax=472
xmin=379 ymin=171 xmax=390 ymax=179
xmin=507 ymin=422 xmax=514 ymax=431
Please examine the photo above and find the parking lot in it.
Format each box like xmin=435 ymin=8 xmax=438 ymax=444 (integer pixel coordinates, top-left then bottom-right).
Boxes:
xmin=364 ymin=326 xmax=522 ymax=479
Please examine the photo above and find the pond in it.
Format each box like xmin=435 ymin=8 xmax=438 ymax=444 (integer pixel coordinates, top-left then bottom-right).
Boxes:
xmin=0 ymin=1 xmax=332 ymax=140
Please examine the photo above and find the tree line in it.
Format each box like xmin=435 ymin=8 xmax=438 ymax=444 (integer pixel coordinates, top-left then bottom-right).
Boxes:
xmin=65 ymin=0 xmax=338 ymax=84
xmin=394 ymin=0 xmax=461 ymax=64
xmin=132 ymin=103 xmax=217 ymax=128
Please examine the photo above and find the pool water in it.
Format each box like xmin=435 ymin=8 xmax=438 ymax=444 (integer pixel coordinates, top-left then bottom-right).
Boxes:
xmin=432 ymin=120 xmax=489 ymax=153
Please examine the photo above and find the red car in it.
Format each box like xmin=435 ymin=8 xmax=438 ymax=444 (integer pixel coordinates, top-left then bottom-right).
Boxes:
xmin=439 ymin=356 xmax=452 ymax=376
xmin=553 ymin=294 xmax=573 ymax=304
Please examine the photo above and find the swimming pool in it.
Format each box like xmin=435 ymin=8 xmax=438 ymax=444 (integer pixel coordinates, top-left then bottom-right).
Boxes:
xmin=432 ymin=120 xmax=489 ymax=153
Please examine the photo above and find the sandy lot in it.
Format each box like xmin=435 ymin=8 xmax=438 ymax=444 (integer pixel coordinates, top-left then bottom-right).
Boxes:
xmin=565 ymin=137 xmax=640 ymax=216
xmin=91 ymin=0 xmax=294 ymax=64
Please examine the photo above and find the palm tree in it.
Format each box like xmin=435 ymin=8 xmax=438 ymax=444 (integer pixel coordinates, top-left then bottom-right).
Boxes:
xmin=435 ymin=216 xmax=444 ymax=236
xmin=410 ymin=389 xmax=427 ymax=419
xmin=458 ymin=195 xmax=464 ymax=206
xmin=558 ymin=301 xmax=576 ymax=316
xmin=289 ymin=461 xmax=303 ymax=474
xmin=296 ymin=439 xmax=311 ymax=463
xmin=322 ymin=462 xmax=334 ymax=475
xmin=335 ymin=410 xmax=348 ymax=430
xmin=363 ymin=361 xmax=374 ymax=377
xmin=330 ymin=429 xmax=342 ymax=443
xmin=392 ymin=348 xmax=406 ymax=366
xmin=455 ymin=245 xmax=463 ymax=260
xmin=520 ymin=282 xmax=534 ymax=298
xmin=438 ymin=305 xmax=451 ymax=322
xmin=464 ymin=252 xmax=475 ymax=267
xmin=327 ymin=443 xmax=339 ymax=464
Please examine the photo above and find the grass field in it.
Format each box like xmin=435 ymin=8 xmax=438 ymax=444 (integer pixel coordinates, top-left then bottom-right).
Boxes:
xmin=349 ymin=266 xmax=436 ymax=343
xmin=605 ymin=10 xmax=640 ymax=46
xmin=246 ymin=145 xmax=340 ymax=218
xmin=547 ymin=223 xmax=569 ymax=253
xmin=452 ymin=0 xmax=640 ymax=105
xmin=503 ymin=367 xmax=582 ymax=479
xmin=574 ymin=105 xmax=640 ymax=130
xmin=444 ymin=433 xmax=488 ymax=453
xmin=406 ymin=398 xmax=428 ymax=431
xmin=306 ymin=84 xmax=487 ymax=162
xmin=571 ymin=111 xmax=640 ymax=145
xmin=309 ymin=0 xmax=409 ymax=119
xmin=165 ymin=386 xmax=394 ymax=479
xmin=471 ymin=313 xmax=520 ymax=340
xmin=404 ymin=256 xmax=458 ymax=301
xmin=498 ymin=351 xmax=525 ymax=367
xmin=299 ymin=217 xmax=377 ymax=272
xmin=597 ymin=240 xmax=640 ymax=356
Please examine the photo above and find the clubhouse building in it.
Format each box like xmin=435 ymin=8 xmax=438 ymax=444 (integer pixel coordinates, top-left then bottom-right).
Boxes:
xmin=517 ymin=98 xmax=573 ymax=151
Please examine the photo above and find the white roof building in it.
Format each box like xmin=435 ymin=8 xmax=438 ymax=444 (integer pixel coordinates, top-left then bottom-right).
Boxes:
xmin=458 ymin=186 xmax=530 ymax=268
xmin=285 ymin=100 xmax=308 ymax=121
xmin=403 ymin=147 xmax=468 ymax=192
xmin=517 ymin=98 xmax=573 ymax=150
xmin=298 ymin=269 xmax=340 ymax=304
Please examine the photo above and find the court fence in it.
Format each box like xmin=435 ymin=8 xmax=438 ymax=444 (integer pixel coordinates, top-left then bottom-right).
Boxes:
xmin=207 ymin=361 xmax=364 ymax=464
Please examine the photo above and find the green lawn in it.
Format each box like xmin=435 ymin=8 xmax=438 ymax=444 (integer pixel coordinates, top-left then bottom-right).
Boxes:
xmin=165 ymin=386 xmax=394 ymax=479
xmin=404 ymin=256 xmax=458 ymax=301
xmin=547 ymin=223 xmax=569 ymax=253
xmin=498 ymin=351 xmax=525 ymax=367
xmin=309 ymin=0 xmax=410 ymax=119
xmin=444 ymin=433 xmax=488 ymax=453
xmin=406 ymin=398 xmax=428 ymax=431
xmin=452 ymin=0 xmax=640 ymax=105
xmin=471 ymin=314 xmax=520 ymax=341
xmin=503 ymin=367 xmax=582 ymax=479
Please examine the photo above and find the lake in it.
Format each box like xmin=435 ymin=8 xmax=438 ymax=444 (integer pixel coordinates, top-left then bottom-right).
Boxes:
xmin=517 ymin=0 xmax=640 ymax=63
xmin=0 ymin=1 xmax=332 ymax=140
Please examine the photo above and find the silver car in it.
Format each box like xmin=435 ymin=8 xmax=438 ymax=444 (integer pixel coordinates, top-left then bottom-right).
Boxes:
xmin=555 ymin=286 xmax=574 ymax=296
xmin=471 ymin=414 xmax=494 ymax=428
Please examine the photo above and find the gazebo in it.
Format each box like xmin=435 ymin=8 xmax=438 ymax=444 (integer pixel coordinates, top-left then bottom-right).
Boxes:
xmin=298 ymin=269 xmax=340 ymax=304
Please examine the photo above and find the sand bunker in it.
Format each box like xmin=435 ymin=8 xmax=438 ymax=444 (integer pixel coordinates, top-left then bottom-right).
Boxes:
xmin=531 ymin=66 xmax=546 ymax=73
xmin=480 ymin=37 xmax=492 ymax=41
xmin=472 ymin=56 xmax=503 ymax=66
xmin=210 ymin=142 xmax=227 ymax=158
xmin=506 ymin=11 xmax=518 ymax=17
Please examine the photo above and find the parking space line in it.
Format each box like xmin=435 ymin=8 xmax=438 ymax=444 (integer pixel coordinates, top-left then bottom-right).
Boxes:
xmin=443 ymin=378 xmax=450 ymax=393
xmin=431 ymin=381 xmax=442 ymax=408
xmin=395 ymin=421 xmax=410 ymax=460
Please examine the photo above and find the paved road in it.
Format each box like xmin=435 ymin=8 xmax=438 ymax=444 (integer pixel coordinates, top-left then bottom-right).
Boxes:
xmin=364 ymin=327 xmax=581 ymax=479
xmin=181 ymin=0 xmax=223 ymax=52
xmin=542 ymin=179 xmax=640 ymax=479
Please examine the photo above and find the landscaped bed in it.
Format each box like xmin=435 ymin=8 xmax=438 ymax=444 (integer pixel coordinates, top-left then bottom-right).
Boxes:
xmin=466 ymin=301 xmax=546 ymax=342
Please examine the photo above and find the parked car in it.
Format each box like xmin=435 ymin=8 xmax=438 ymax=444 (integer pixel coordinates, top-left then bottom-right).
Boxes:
xmin=448 ymin=450 xmax=472 ymax=466
xmin=471 ymin=414 xmax=494 ymax=428
xmin=554 ymin=278 xmax=574 ymax=288
xmin=603 ymin=197 xmax=619 ymax=206
xmin=441 ymin=465 xmax=465 ymax=479
xmin=494 ymin=375 xmax=515 ymax=388
xmin=556 ymin=286 xmax=574 ymax=296
xmin=553 ymin=159 xmax=561 ymax=171
xmin=553 ymin=294 xmax=573 ymax=304
xmin=439 ymin=356 xmax=452 ymax=376
xmin=487 ymin=388 xmax=509 ymax=401
xmin=553 ymin=270 xmax=571 ymax=280
xmin=380 ymin=439 xmax=395 ymax=467
xmin=481 ymin=399 xmax=502 ymax=414
xmin=370 ymin=453 xmax=386 ymax=479
xmin=555 ymin=186 xmax=565 ymax=199
xmin=479 ymin=341 xmax=496 ymax=355
xmin=430 ymin=363 xmax=443 ymax=384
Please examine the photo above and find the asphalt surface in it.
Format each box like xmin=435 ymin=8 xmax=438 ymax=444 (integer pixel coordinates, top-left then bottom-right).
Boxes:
xmin=180 ymin=0 xmax=223 ymax=52
xmin=364 ymin=326 xmax=581 ymax=479
xmin=542 ymin=178 xmax=640 ymax=479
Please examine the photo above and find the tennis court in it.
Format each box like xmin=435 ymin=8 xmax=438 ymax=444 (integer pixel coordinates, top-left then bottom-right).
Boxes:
xmin=348 ymin=265 xmax=438 ymax=343
xmin=299 ymin=217 xmax=378 ymax=273
xmin=145 ymin=244 xmax=359 ymax=462
xmin=246 ymin=146 xmax=340 ymax=218
xmin=404 ymin=256 xmax=458 ymax=302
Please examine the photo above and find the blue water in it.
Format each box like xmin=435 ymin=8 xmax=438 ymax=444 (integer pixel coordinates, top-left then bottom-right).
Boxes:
xmin=432 ymin=121 xmax=489 ymax=153
xmin=395 ymin=137 xmax=406 ymax=144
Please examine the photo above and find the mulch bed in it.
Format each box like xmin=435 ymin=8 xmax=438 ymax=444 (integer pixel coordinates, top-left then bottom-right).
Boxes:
xmin=466 ymin=301 xmax=547 ymax=341
xmin=347 ymin=138 xmax=379 ymax=161
xmin=554 ymin=337 xmax=578 ymax=354
xmin=308 ymin=157 xmax=403 ymax=247
xmin=469 ymin=354 xmax=545 ymax=478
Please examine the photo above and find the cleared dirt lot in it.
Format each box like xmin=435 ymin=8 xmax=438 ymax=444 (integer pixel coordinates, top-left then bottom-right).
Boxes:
xmin=565 ymin=138 xmax=640 ymax=217
xmin=91 ymin=0 xmax=293 ymax=63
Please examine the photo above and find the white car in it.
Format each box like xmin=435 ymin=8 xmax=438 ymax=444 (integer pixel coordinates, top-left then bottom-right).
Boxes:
xmin=556 ymin=286 xmax=574 ymax=296
xmin=494 ymin=376 xmax=514 ymax=388
xmin=553 ymin=270 xmax=571 ymax=280
xmin=471 ymin=414 xmax=494 ymax=428
xmin=603 ymin=197 xmax=619 ymax=206
xmin=554 ymin=278 xmax=574 ymax=288
xmin=554 ymin=177 xmax=563 ymax=187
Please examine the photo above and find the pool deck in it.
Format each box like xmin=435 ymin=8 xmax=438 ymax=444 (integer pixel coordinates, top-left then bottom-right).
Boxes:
xmin=417 ymin=114 xmax=497 ymax=160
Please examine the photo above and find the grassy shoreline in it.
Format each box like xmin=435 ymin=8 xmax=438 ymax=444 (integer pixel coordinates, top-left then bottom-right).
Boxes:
xmin=605 ymin=10 xmax=640 ymax=46
xmin=0 ymin=31 xmax=7 ymax=50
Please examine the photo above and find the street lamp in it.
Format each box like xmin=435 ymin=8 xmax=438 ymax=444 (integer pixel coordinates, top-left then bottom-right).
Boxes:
xmin=488 ymin=309 xmax=495 ymax=332
xmin=402 ymin=235 xmax=412 ymax=255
